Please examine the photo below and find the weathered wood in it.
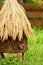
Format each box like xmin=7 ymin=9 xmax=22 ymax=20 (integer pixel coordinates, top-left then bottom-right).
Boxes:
xmin=26 ymin=11 xmax=43 ymax=19
xmin=1 ymin=53 xmax=4 ymax=59
xmin=19 ymin=3 xmax=43 ymax=27
xmin=29 ymin=20 xmax=43 ymax=27
xmin=22 ymin=53 xmax=24 ymax=61
xmin=21 ymin=3 xmax=43 ymax=11
xmin=0 ymin=35 xmax=28 ymax=53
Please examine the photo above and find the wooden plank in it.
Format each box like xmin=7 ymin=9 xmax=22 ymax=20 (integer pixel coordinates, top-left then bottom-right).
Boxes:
xmin=21 ymin=3 xmax=43 ymax=11
xmin=27 ymin=11 xmax=43 ymax=17
xmin=0 ymin=36 xmax=28 ymax=53
xmin=29 ymin=20 xmax=43 ymax=27
xmin=26 ymin=11 xmax=43 ymax=19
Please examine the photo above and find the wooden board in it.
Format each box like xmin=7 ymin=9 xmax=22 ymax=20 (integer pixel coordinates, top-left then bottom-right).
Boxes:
xmin=20 ymin=3 xmax=43 ymax=27
xmin=0 ymin=35 xmax=28 ymax=53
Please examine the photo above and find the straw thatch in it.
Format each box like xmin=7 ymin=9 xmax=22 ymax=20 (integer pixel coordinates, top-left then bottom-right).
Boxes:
xmin=0 ymin=0 xmax=33 ymax=42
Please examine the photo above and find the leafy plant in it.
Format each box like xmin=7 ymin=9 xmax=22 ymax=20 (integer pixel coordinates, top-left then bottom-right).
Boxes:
xmin=23 ymin=0 xmax=41 ymax=3
xmin=0 ymin=0 xmax=5 ymax=4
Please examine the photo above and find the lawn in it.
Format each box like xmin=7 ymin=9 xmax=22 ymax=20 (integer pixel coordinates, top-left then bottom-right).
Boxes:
xmin=0 ymin=27 xmax=43 ymax=65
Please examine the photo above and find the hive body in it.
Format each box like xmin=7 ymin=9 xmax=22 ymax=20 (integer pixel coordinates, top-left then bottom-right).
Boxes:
xmin=0 ymin=0 xmax=33 ymax=42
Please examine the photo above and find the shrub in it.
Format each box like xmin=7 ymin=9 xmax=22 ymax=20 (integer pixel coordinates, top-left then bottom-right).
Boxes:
xmin=0 ymin=0 xmax=5 ymax=4
xmin=23 ymin=0 xmax=41 ymax=3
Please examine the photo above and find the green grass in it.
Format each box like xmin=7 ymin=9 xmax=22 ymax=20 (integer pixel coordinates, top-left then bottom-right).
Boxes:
xmin=28 ymin=27 xmax=43 ymax=45
xmin=0 ymin=27 xmax=43 ymax=65
xmin=25 ymin=44 xmax=43 ymax=65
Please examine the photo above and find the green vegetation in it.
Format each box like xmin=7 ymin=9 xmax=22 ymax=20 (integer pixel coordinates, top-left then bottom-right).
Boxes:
xmin=28 ymin=27 xmax=43 ymax=45
xmin=0 ymin=27 xmax=43 ymax=65
xmin=0 ymin=0 xmax=5 ymax=4
xmin=23 ymin=0 xmax=41 ymax=3
xmin=0 ymin=0 xmax=41 ymax=4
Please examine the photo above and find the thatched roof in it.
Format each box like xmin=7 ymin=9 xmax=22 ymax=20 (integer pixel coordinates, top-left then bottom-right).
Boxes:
xmin=0 ymin=0 xmax=33 ymax=42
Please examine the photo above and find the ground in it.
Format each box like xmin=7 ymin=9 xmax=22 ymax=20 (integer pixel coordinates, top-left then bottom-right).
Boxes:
xmin=0 ymin=27 xmax=43 ymax=65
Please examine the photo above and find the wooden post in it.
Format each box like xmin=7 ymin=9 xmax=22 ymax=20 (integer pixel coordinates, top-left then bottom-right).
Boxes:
xmin=22 ymin=53 xmax=24 ymax=61
xmin=1 ymin=53 xmax=4 ymax=59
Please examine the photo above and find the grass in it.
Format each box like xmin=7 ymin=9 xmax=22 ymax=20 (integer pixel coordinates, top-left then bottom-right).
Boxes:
xmin=25 ymin=44 xmax=43 ymax=65
xmin=0 ymin=27 xmax=43 ymax=65
xmin=28 ymin=27 xmax=43 ymax=45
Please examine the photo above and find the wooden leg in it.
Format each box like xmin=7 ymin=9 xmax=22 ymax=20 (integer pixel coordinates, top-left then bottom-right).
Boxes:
xmin=22 ymin=53 xmax=24 ymax=61
xmin=1 ymin=52 xmax=4 ymax=59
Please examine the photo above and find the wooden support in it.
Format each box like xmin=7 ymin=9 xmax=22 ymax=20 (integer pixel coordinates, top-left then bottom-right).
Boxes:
xmin=0 ymin=35 xmax=28 ymax=60
xmin=22 ymin=53 xmax=24 ymax=61
xmin=0 ymin=53 xmax=4 ymax=59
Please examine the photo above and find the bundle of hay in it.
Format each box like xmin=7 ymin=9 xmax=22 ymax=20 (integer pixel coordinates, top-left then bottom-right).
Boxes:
xmin=0 ymin=0 xmax=33 ymax=42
